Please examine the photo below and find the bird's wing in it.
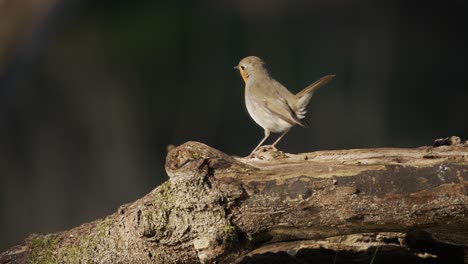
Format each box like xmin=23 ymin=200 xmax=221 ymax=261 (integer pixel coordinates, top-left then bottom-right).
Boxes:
xmin=264 ymin=98 xmax=305 ymax=127
xmin=249 ymin=78 xmax=304 ymax=127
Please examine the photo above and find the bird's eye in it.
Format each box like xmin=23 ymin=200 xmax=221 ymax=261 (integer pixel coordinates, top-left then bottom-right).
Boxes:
xmin=241 ymin=65 xmax=245 ymax=70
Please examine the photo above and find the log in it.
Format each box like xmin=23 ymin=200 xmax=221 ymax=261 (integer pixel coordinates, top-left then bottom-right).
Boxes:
xmin=1 ymin=140 xmax=468 ymax=264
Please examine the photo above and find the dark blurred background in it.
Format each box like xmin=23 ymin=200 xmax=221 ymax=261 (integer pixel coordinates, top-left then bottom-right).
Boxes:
xmin=1 ymin=0 xmax=467 ymax=251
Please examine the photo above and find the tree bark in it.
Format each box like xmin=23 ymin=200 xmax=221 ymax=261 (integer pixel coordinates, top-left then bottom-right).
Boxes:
xmin=1 ymin=141 xmax=468 ymax=264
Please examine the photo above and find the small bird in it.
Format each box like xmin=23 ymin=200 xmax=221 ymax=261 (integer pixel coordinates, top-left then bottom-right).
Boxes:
xmin=234 ymin=56 xmax=335 ymax=156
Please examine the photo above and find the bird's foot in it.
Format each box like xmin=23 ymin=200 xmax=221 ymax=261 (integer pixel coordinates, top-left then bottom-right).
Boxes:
xmin=258 ymin=145 xmax=278 ymax=152
xmin=247 ymin=145 xmax=286 ymax=160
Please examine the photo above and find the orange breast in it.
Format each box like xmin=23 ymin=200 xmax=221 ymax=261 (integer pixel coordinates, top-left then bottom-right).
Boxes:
xmin=240 ymin=69 xmax=249 ymax=83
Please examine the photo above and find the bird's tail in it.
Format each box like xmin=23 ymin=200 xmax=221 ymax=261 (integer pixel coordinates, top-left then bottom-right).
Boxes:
xmin=294 ymin=74 xmax=335 ymax=119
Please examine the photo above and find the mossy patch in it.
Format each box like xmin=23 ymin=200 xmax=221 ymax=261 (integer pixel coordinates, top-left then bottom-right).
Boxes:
xmin=157 ymin=181 xmax=173 ymax=205
xmin=28 ymin=235 xmax=58 ymax=264
xmin=220 ymin=225 xmax=239 ymax=250
xmin=59 ymin=218 xmax=112 ymax=263
xmin=140 ymin=182 xmax=174 ymax=238
xmin=60 ymin=235 xmax=96 ymax=263
xmin=96 ymin=217 xmax=112 ymax=236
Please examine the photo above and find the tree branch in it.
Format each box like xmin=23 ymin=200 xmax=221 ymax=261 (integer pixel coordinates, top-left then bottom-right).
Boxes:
xmin=1 ymin=141 xmax=467 ymax=263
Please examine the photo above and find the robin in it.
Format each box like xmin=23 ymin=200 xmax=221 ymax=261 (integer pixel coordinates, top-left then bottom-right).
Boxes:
xmin=234 ymin=56 xmax=335 ymax=156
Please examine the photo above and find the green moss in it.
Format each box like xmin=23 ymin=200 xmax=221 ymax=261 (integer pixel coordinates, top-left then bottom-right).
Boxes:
xmin=61 ymin=245 xmax=84 ymax=263
xmin=28 ymin=218 xmax=113 ymax=263
xmin=60 ymin=231 xmax=101 ymax=263
xmin=60 ymin=219 xmax=112 ymax=263
xmin=155 ymin=182 xmax=174 ymax=217
xmin=220 ymin=225 xmax=239 ymax=250
xmin=158 ymin=181 xmax=173 ymax=204
xmin=96 ymin=217 xmax=112 ymax=236
xmin=28 ymin=235 xmax=58 ymax=264
xmin=139 ymin=182 xmax=174 ymax=237
xmin=142 ymin=206 xmax=170 ymax=236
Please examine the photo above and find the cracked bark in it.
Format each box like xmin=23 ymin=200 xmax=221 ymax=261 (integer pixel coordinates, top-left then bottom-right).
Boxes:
xmin=1 ymin=141 xmax=468 ymax=264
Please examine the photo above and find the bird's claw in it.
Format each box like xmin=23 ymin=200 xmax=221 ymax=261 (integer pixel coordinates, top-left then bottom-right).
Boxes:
xmin=247 ymin=145 xmax=279 ymax=159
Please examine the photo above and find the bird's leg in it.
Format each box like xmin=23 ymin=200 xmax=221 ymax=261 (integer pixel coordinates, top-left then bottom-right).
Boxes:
xmin=271 ymin=129 xmax=290 ymax=149
xmin=249 ymin=129 xmax=270 ymax=156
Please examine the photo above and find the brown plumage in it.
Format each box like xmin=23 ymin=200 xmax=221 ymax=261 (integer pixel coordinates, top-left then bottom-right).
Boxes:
xmin=234 ymin=56 xmax=335 ymax=156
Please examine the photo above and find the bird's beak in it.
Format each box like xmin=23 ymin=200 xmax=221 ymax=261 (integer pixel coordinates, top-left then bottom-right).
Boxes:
xmin=233 ymin=65 xmax=239 ymax=70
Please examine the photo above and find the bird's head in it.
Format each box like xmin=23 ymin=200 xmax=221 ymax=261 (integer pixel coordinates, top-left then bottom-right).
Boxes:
xmin=234 ymin=56 xmax=267 ymax=83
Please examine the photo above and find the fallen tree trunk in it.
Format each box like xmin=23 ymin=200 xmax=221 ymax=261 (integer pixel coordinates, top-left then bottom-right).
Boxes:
xmin=1 ymin=141 xmax=468 ymax=263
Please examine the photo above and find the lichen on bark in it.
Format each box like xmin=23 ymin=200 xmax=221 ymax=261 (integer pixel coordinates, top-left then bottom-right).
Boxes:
xmin=1 ymin=141 xmax=467 ymax=264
